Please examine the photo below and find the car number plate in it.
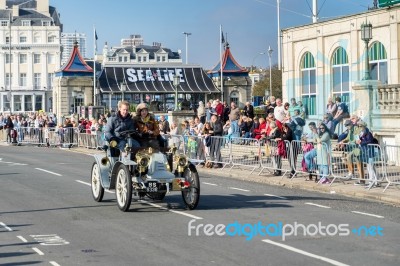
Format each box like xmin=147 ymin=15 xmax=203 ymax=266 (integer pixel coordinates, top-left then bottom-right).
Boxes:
xmin=146 ymin=181 xmax=158 ymax=192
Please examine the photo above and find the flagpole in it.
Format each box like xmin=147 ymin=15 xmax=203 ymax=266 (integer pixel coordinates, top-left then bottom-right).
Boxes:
xmin=220 ymin=25 xmax=223 ymax=102
xmin=93 ymin=25 xmax=96 ymax=106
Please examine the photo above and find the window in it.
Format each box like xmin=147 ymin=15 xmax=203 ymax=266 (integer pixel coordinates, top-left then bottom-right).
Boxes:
xmin=19 ymin=54 xmax=27 ymax=63
xmin=5 ymin=73 xmax=12 ymax=87
xmin=42 ymin=21 xmax=51 ymax=26
xmin=5 ymin=36 xmax=10 ymax=44
xmin=48 ymin=35 xmax=55 ymax=43
xmin=118 ymin=56 xmax=123 ymax=62
xmin=33 ymin=34 xmax=41 ymax=43
xmin=3 ymin=95 xmax=10 ymax=111
xmin=34 ymin=73 xmax=41 ymax=89
xmin=6 ymin=54 xmax=13 ymax=64
xmin=19 ymin=35 xmax=27 ymax=43
xmin=47 ymin=54 xmax=55 ymax=64
xmin=13 ymin=95 xmax=21 ymax=111
xmin=124 ymin=56 xmax=128 ymax=62
xmin=369 ymin=42 xmax=388 ymax=84
xmin=332 ymin=47 xmax=350 ymax=104
xmin=157 ymin=56 xmax=161 ymax=62
xmin=162 ymin=56 xmax=166 ymax=62
xmin=230 ymin=91 xmax=239 ymax=106
xmin=1 ymin=20 xmax=8 ymax=27
xmin=143 ymin=57 xmax=147 ymax=62
xmin=138 ymin=57 xmax=142 ymax=62
xmin=301 ymin=52 xmax=316 ymax=116
xmin=34 ymin=53 xmax=40 ymax=64
xmin=35 ymin=95 xmax=43 ymax=111
xmin=21 ymin=20 xmax=30 ymax=26
xmin=24 ymin=95 xmax=33 ymax=111
xmin=19 ymin=73 xmax=27 ymax=86
xmin=47 ymin=73 xmax=54 ymax=87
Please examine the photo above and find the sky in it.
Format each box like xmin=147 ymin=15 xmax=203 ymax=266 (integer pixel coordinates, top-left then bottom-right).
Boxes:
xmin=50 ymin=0 xmax=375 ymax=69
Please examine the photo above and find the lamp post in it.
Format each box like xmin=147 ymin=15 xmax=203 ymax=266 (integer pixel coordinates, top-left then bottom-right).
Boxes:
xmin=120 ymin=83 xmax=127 ymax=101
xmin=268 ymin=46 xmax=273 ymax=98
xmin=182 ymin=32 xmax=191 ymax=64
xmin=361 ymin=21 xmax=372 ymax=80
xmin=173 ymin=75 xmax=180 ymax=111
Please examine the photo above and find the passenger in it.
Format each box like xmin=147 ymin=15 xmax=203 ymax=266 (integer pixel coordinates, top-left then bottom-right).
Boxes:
xmin=133 ymin=102 xmax=161 ymax=149
xmin=104 ymin=100 xmax=140 ymax=153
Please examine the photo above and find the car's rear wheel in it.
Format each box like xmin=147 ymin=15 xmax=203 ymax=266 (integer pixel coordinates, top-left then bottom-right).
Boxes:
xmin=115 ymin=164 xmax=132 ymax=212
xmin=91 ymin=162 xmax=104 ymax=202
xmin=181 ymin=164 xmax=200 ymax=210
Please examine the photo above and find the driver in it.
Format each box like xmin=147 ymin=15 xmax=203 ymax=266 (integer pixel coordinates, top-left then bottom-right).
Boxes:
xmin=133 ymin=103 xmax=160 ymax=149
xmin=104 ymin=100 xmax=140 ymax=152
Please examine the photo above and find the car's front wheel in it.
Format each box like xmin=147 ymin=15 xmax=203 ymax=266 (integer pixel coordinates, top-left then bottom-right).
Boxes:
xmin=115 ymin=164 xmax=132 ymax=212
xmin=181 ymin=164 xmax=200 ymax=210
xmin=91 ymin=162 xmax=104 ymax=202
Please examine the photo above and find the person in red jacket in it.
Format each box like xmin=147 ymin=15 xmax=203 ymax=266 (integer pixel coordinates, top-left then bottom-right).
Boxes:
xmin=253 ymin=117 xmax=268 ymax=140
xmin=215 ymin=99 xmax=224 ymax=119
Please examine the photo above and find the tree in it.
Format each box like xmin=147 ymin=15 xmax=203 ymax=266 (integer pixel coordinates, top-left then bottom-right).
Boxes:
xmin=252 ymin=64 xmax=282 ymax=99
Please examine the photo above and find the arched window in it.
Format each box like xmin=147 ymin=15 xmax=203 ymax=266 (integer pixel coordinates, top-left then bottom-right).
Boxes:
xmin=332 ymin=47 xmax=350 ymax=104
xmin=369 ymin=42 xmax=387 ymax=84
xmin=301 ymin=52 xmax=316 ymax=116
xmin=230 ymin=91 xmax=239 ymax=106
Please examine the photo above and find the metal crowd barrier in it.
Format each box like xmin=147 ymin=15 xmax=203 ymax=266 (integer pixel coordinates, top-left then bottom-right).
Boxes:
xmin=229 ymin=137 xmax=260 ymax=174
xmin=258 ymin=139 xmax=291 ymax=177
xmin=382 ymin=144 xmax=400 ymax=192
xmin=5 ymin=129 xmax=400 ymax=193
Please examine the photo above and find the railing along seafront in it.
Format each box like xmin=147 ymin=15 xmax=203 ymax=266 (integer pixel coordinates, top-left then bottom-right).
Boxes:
xmin=1 ymin=128 xmax=399 ymax=192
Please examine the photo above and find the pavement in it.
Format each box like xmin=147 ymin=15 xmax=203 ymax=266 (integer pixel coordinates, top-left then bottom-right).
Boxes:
xmin=3 ymin=141 xmax=400 ymax=207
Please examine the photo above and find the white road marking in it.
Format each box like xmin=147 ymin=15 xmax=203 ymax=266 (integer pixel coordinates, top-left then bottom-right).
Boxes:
xmin=76 ymin=180 xmax=113 ymax=193
xmin=0 ymin=222 xmax=13 ymax=231
xmin=262 ymin=239 xmax=349 ymax=266
xmin=304 ymin=202 xmax=331 ymax=209
xmin=229 ymin=187 xmax=250 ymax=192
xmin=17 ymin=236 xmax=28 ymax=242
xmin=50 ymin=262 xmax=61 ymax=266
xmin=264 ymin=193 xmax=288 ymax=200
xmin=32 ymin=247 xmax=44 ymax=255
xmin=138 ymin=200 xmax=203 ymax=220
xmin=351 ymin=211 xmax=384 ymax=219
xmin=35 ymin=168 xmax=62 ymax=176
xmin=202 ymin=182 xmax=218 ymax=186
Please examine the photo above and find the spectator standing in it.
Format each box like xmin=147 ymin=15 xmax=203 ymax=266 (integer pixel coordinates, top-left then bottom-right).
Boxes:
xmin=159 ymin=115 xmax=170 ymax=134
xmin=288 ymin=98 xmax=301 ymax=117
xmin=209 ymin=115 xmax=223 ymax=168
xmin=215 ymin=99 xmax=224 ymax=120
xmin=274 ymin=98 xmax=286 ymax=123
xmin=206 ymin=101 xmax=213 ymax=122
xmin=290 ymin=109 xmax=305 ymax=141
xmin=316 ymin=123 xmax=332 ymax=184
xmin=197 ymin=101 xmax=206 ymax=124
xmin=243 ymin=102 xmax=254 ymax=119
xmin=266 ymin=121 xmax=283 ymax=176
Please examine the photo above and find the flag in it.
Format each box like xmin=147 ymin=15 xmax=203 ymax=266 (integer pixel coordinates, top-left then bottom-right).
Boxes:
xmin=221 ymin=31 xmax=225 ymax=44
xmin=94 ymin=29 xmax=98 ymax=52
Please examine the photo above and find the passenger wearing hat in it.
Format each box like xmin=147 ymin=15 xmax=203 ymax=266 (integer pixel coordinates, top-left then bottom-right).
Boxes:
xmin=104 ymin=100 xmax=140 ymax=152
xmin=133 ymin=102 xmax=161 ymax=149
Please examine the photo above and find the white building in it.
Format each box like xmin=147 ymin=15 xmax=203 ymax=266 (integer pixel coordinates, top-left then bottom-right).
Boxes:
xmin=61 ymin=32 xmax=86 ymax=65
xmin=120 ymin=34 xmax=143 ymax=47
xmin=0 ymin=0 xmax=61 ymax=113
xmin=281 ymin=3 xmax=400 ymax=145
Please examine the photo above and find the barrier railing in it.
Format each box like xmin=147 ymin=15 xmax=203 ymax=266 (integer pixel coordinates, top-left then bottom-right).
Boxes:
xmin=4 ymin=130 xmax=400 ymax=193
xmin=382 ymin=144 xmax=400 ymax=192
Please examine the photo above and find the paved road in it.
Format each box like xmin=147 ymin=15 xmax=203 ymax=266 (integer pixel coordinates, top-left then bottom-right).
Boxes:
xmin=0 ymin=146 xmax=399 ymax=266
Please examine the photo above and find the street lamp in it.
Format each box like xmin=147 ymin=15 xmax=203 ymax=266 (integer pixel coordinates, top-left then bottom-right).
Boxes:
xmin=173 ymin=75 xmax=180 ymax=111
xmin=361 ymin=21 xmax=372 ymax=80
xmin=182 ymin=32 xmax=191 ymax=64
xmin=268 ymin=46 xmax=273 ymax=98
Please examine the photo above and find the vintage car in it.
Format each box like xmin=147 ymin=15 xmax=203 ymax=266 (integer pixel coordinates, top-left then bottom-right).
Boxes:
xmin=90 ymin=130 xmax=200 ymax=212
